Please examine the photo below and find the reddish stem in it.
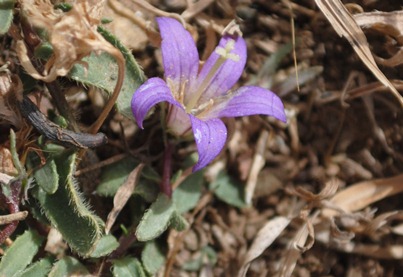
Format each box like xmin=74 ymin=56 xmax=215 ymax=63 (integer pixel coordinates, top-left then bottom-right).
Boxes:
xmin=0 ymin=179 xmax=22 ymax=245
xmin=160 ymin=143 xmax=173 ymax=198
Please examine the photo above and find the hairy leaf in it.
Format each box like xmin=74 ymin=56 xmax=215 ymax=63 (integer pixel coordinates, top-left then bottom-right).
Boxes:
xmin=136 ymin=193 xmax=175 ymax=241
xmin=36 ymin=152 xmax=103 ymax=256
xmin=68 ymin=27 xmax=146 ymax=118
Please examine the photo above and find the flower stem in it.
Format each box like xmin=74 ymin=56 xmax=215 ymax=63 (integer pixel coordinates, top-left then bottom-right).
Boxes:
xmin=160 ymin=143 xmax=173 ymax=197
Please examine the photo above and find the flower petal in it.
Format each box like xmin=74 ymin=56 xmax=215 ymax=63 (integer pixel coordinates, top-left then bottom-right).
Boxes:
xmin=197 ymin=35 xmax=247 ymax=103
xmin=131 ymin=77 xmax=182 ymax=128
xmin=189 ymin=115 xmax=227 ymax=172
xmin=166 ymin=105 xmax=192 ymax=136
xmin=204 ymin=86 xmax=287 ymax=122
xmin=157 ymin=17 xmax=199 ymax=96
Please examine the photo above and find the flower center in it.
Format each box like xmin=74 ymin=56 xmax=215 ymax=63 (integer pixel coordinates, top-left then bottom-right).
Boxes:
xmin=167 ymin=78 xmax=187 ymax=107
xmin=185 ymin=38 xmax=240 ymax=113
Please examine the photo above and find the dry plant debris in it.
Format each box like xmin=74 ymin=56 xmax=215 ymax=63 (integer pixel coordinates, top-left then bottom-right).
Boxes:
xmin=0 ymin=0 xmax=402 ymax=276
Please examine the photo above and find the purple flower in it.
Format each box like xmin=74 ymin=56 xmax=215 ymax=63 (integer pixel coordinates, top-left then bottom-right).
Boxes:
xmin=131 ymin=17 xmax=286 ymax=171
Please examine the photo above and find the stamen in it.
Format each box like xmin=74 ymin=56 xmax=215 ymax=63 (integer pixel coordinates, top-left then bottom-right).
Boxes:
xmin=167 ymin=78 xmax=187 ymax=106
xmin=190 ymin=99 xmax=214 ymax=117
xmin=178 ymin=79 xmax=187 ymax=104
xmin=185 ymin=39 xmax=240 ymax=113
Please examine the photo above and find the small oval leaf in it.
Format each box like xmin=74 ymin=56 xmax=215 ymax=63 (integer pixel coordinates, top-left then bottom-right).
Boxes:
xmin=136 ymin=193 xmax=175 ymax=241
xmin=112 ymin=257 xmax=146 ymax=277
xmin=0 ymin=230 xmax=44 ymax=277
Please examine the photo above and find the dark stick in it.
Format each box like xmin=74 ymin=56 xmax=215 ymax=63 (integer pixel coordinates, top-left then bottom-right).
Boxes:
xmin=19 ymin=95 xmax=108 ymax=149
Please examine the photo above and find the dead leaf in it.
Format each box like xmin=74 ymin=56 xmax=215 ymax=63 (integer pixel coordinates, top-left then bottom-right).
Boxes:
xmin=322 ymin=174 xmax=403 ymax=217
xmin=238 ymin=216 xmax=291 ymax=277
xmin=354 ymin=11 xmax=403 ymax=67
xmin=245 ymin=130 xmax=269 ymax=205
xmin=314 ymin=0 xmax=403 ymax=107
xmin=105 ymin=163 xmax=145 ymax=234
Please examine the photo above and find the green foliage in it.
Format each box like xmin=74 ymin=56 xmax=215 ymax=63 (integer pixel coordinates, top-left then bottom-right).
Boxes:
xmin=169 ymin=212 xmax=188 ymax=232
xmin=182 ymin=246 xmax=217 ymax=272
xmin=112 ymin=257 xmax=146 ymax=277
xmin=136 ymin=193 xmax=175 ymax=241
xmin=141 ymin=240 xmax=166 ymax=275
xmin=172 ymin=170 xmax=204 ymax=213
xmin=29 ymin=153 xmax=58 ymax=194
xmin=0 ymin=230 xmax=44 ymax=277
xmin=35 ymin=151 xmax=103 ymax=256
xmin=34 ymin=42 xmax=53 ymax=60
xmin=15 ymin=258 xmax=53 ymax=277
xmin=89 ymin=235 xmax=119 ymax=258
xmin=97 ymin=157 xmax=138 ymax=197
xmin=96 ymin=157 xmax=159 ymax=202
xmin=48 ymin=257 xmax=89 ymax=277
xmin=0 ymin=0 xmax=15 ymax=35
xmin=53 ymin=2 xmax=72 ymax=12
xmin=68 ymin=27 xmax=146 ymax=119
xmin=209 ymin=171 xmax=247 ymax=208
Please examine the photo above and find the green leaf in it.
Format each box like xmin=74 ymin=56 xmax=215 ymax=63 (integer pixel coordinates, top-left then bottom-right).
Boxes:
xmin=29 ymin=154 xmax=59 ymax=194
xmin=134 ymin=180 xmax=159 ymax=203
xmin=96 ymin=157 xmax=159 ymax=202
xmin=136 ymin=193 xmax=175 ymax=241
xmin=35 ymin=152 xmax=103 ymax=256
xmin=89 ymin=235 xmax=119 ymax=258
xmin=68 ymin=27 xmax=145 ymax=119
xmin=141 ymin=240 xmax=166 ymax=275
xmin=112 ymin=257 xmax=146 ymax=277
xmin=97 ymin=157 xmax=138 ymax=197
xmin=34 ymin=42 xmax=53 ymax=60
xmin=48 ymin=257 xmax=89 ymax=277
xmin=0 ymin=0 xmax=15 ymax=35
xmin=172 ymin=170 xmax=204 ymax=213
xmin=15 ymin=257 xmax=53 ymax=277
xmin=182 ymin=246 xmax=217 ymax=272
xmin=0 ymin=230 xmax=44 ymax=277
xmin=169 ymin=212 xmax=188 ymax=232
xmin=209 ymin=171 xmax=247 ymax=208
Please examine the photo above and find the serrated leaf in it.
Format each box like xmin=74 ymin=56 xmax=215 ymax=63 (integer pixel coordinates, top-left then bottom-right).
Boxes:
xmin=172 ymin=170 xmax=204 ymax=214
xmin=89 ymin=235 xmax=119 ymax=258
xmin=141 ymin=240 xmax=166 ymax=275
xmin=112 ymin=257 xmax=146 ymax=277
xmin=68 ymin=27 xmax=145 ymax=119
xmin=0 ymin=0 xmax=15 ymax=35
xmin=35 ymin=152 xmax=103 ymax=256
xmin=15 ymin=257 xmax=53 ymax=277
xmin=0 ymin=230 xmax=44 ymax=277
xmin=136 ymin=193 xmax=175 ymax=241
xmin=209 ymin=171 xmax=247 ymax=208
xmin=48 ymin=257 xmax=89 ymax=277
